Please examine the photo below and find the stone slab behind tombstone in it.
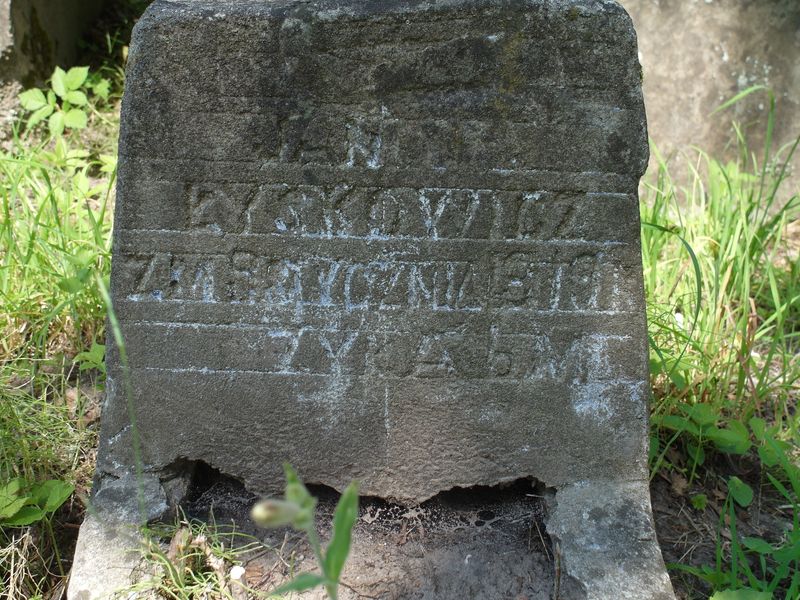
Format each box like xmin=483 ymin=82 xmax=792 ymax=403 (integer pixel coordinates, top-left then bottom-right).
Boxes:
xmin=71 ymin=0 xmax=674 ymax=598
xmin=0 ymin=0 xmax=105 ymax=134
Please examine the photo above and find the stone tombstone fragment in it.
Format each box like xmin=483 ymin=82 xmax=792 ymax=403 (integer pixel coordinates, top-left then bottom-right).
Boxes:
xmin=87 ymin=0 xmax=675 ymax=598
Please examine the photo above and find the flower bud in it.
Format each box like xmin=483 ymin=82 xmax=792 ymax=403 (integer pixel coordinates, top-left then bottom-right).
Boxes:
xmin=251 ymin=499 xmax=301 ymax=528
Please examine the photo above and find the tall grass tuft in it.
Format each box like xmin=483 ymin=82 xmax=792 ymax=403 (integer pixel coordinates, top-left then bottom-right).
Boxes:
xmin=642 ymin=88 xmax=799 ymax=423
xmin=1 ymin=95 xmax=117 ymax=597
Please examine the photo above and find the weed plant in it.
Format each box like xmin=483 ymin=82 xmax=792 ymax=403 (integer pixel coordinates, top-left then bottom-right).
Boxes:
xmin=643 ymin=88 xmax=800 ymax=598
xmin=0 ymin=68 xmax=119 ymax=597
xmin=125 ymin=518 xmax=268 ymax=600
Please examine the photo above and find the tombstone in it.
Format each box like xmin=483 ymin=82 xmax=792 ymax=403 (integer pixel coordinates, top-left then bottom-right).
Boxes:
xmin=70 ymin=0 xmax=675 ymax=598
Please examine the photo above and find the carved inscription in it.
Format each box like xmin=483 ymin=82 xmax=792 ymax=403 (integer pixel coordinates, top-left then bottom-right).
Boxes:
xmin=125 ymin=325 xmax=636 ymax=383
xmin=161 ymin=183 xmax=633 ymax=242
xmin=121 ymin=252 xmax=637 ymax=313
xmin=102 ymin=0 xmax=654 ymax=503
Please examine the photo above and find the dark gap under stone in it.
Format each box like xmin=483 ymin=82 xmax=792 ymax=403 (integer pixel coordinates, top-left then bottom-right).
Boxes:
xmin=167 ymin=464 xmax=555 ymax=599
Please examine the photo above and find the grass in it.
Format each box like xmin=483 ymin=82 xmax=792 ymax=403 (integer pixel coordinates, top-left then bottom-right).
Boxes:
xmin=0 ymin=51 xmax=798 ymax=600
xmin=641 ymin=88 xmax=800 ymax=599
xmin=0 ymin=71 xmax=119 ymax=597
xmin=124 ymin=518 xmax=269 ymax=600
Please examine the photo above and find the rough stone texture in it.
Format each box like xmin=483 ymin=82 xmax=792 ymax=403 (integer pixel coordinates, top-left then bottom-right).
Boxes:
xmin=68 ymin=514 xmax=143 ymax=600
xmin=547 ymin=480 xmax=675 ymax=600
xmin=85 ymin=0 xmax=674 ymax=597
xmin=0 ymin=0 xmax=104 ymax=86
xmin=101 ymin=0 xmax=651 ymax=502
xmin=620 ymin=0 xmax=800 ymax=192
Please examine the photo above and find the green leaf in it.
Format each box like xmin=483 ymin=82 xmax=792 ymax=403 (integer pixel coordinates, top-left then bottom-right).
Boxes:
xmin=748 ymin=417 xmax=767 ymax=441
xmin=48 ymin=111 xmax=65 ymax=137
xmin=686 ymin=403 xmax=718 ymax=427
xmin=92 ymin=79 xmax=110 ymax=100
xmin=280 ymin=464 xmax=317 ymax=530
xmin=0 ymin=496 xmax=29 ymax=520
xmin=648 ymin=435 xmax=659 ymax=464
xmin=1 ymin=505 xmax=46 ymax=526
xmin=57 ymin=275 xmax=86 ymax=294
xmin=51 ymin=67 xmax=68 ymax=98
xmin=667 ymin=370 xmax=687 ymax=391
xmin=708 ymin=589 xmax=771 ymax=600
xmin=64 ymin=90 xmax=88 ymax=106
xmin=658 ymin=415 xmax=699 ymax=436
xmin=63 ymin=108 xmax=88 ymax=129
xmin=324 ymin=481 xmax=359 ymax=583
xmin=64 ymin=66 xmax=90 ymax=91
xmin=27 ymin=104 xmax=54 ymax=127
xmin=687 ymin=441 xmax=705 ymax=467
xmin=74 ymin=342 xmax=105 ymax=371
xmin=742 ymin=537 xmax=774 ymax=555
xmin=268 ymin=572 xmax=327 ymax=596
xmin=728 ymin=476 xmax=754 ymax=508
xmin=758 ymin=445 xmax=780 ymax=468
xmin=0 ymin=478 xmax=24 ymax=498
xmin=19 ymin=88 xmax=47 ymax=110
xmin=706 ymin=426 xmax=751 ymax=455
xmin=30 ymin=480 xmax=74 ymax=512
xmin=690 ymin=493 xmax=707 ymax=511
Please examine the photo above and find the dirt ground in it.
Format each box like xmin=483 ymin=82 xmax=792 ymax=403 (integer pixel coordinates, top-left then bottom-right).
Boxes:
xmin=181 ymin=479 xmax=554 ymax=600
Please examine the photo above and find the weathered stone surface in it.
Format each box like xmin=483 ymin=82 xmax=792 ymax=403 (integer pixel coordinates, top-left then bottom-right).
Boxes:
xmin=621 ymin=0 xmax=800 ymax=193
xmin=68 ymin=515 xmax=146 ymax=600
xmin=84 ymin=0 xmax=675 ymax=597
xmin=547 ymin=480 xmax=674 ymax=600
xmin=0 ymin=0 xmax=104 ymax=84
xmin=99 ymin=0 xmax=651 ymax=503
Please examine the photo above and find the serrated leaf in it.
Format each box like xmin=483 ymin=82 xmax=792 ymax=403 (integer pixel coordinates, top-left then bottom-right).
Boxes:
xmin=268 ymin=572 xmax=327 ymax=596
xmin=19 ymin=88 xmax=47 ymax=110
xmin=64 ymin=66 xmax=89 ymax=91
xmin=51 ymin=67 xmax=68 ymax=98
xmin=27 ymin=104 xmax=54 ymax=127
xmin=690 ymin=493 xmax=707 ymax=510
xmin=1 ymin=505 xmax=46 ymax=526
xmin=324 ymin=481 xmax=359 ymax=583
xmin=63 ymin=109 xmax=87 ymax=129
xmin=48 ymin=111 xmax=65 ymax=137
xmin=742 ymin=537 xmax=774 ymax=555
xmin=92 ymin=79 xmax=110 ymax=100
xmin=728 ymin=476 xmax=753 ymax=508
xmin=64 ymin=90 xmax=88 ymax=106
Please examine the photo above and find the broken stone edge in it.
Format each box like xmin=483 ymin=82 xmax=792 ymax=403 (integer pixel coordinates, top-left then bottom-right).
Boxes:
xmin=68 ymin=475 xmax=674 ymax=600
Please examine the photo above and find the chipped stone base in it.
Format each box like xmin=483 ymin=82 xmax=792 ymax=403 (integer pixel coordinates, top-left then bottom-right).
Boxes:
xmin=68 ymin=513 xmax=144 ymax=600
xmin=68 ymin=473 xmax=166 ymax=600
xmin=68 ymin=476 xmax=674 ymax=600
xmin=547 ymin=479 xmax=675 ymax=600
